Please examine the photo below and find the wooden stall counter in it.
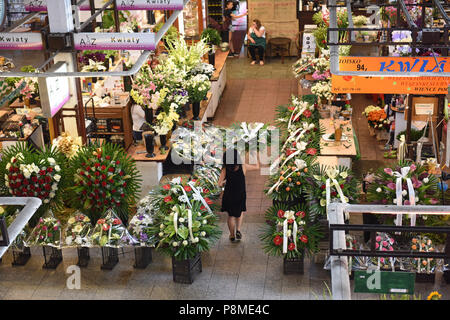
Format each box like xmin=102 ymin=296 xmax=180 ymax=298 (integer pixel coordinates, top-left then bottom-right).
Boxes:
xmin=319 ymin=118 xmax=357 ymax=169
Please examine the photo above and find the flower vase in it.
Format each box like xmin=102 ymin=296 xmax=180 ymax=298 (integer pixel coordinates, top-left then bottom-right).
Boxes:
xmin=192 ymin=101 xmax=200 ymax=121
xmin=283 ymin=251 xmax=305 ymax=275
xmin=133 ymin=247 xmax=152 ymax=269
xmin=159 ymin=134 xmax=168 ymax=151
xmin=29 ymin=94 xmax=37 ymax=105
xmin=144 ymin=107 xmax=153 ymax=124
xmin=144 ymin=133 xmax=156 ymax=158
xmin=208 ymin=44 xmax=216 ymax=66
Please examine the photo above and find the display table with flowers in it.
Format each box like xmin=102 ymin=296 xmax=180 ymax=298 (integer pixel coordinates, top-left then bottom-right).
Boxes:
xmin=319 ymin=118 xmax=357 ymax=168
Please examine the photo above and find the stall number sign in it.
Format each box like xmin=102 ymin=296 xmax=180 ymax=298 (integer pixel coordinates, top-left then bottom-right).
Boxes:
xmin=74 ymin=33 xmax=156 ymax=51
xmin=25 ymin=0 xmax=184 ymax=11
xmin=354 ymin=271 xmax=415 ymax=295
xmin=0 ymin=33 xmax=43 ymax=50
xmin=302 ymin=32 xmax=316 ymax=54
xmin=38 ymin=63 xmax=70 ymax=118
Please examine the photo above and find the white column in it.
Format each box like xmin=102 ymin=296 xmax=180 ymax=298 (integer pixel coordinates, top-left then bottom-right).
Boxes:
xmin=47 ymin=0 xmax=74 ymax=33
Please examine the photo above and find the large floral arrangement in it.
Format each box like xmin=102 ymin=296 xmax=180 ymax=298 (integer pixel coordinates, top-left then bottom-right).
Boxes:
xmin=64 ymin=211 xmax=92 ymax=247
xmin=90 ymin=209 xmax=137 ymax=247
xmin=185 ymin=74 xmax=211 ymax=103
xmin=68 ymin=142 xmax=141 ymax=223
xmin=260 ymin=203 xmax=321 ymax=259
xmin=311 ymin=81 xmax=333 ymax=101
xmin=149 ymin=202 xmax=221 ymax=260
xmin=410 ymin=236 xmax=436 ymax=274
xmin=52 ymin=132 xmax=82 ymax=159
xmin=27 ymin=213 xmax=62 ymax=248
xmin=306 ymin=165 xmax=359 ymax=221
xmin=366 ymin=161 xmax=439 ymax=225
xmin=0 ymin=143 xmax=68 ymax=223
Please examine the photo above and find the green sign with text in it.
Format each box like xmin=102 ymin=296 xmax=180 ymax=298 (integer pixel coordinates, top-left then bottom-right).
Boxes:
xmin=354 ymin=270 xmax=415 ymax=295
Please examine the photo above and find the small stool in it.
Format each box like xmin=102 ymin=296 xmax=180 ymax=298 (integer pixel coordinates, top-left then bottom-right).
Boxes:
xmin=268 ymin=37 xmax=292 ymax=64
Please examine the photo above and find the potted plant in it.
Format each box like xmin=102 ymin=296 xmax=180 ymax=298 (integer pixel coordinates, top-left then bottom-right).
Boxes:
xmin=260 ymin=203 xmax=322 ymax=274
xmin=201 ymin=28 xmax=222 ymax=66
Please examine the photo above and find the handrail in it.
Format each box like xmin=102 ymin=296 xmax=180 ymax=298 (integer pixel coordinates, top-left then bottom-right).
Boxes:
xmin=0 ymin=197 xmax=42 ymax=259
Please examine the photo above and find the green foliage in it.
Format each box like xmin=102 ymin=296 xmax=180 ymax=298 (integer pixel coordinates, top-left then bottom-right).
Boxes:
xmin=102 ymin=10 xmax=127 ymax=30
xmin=154 ymin=22 xmax=179 ymax=43
xmin=396 ymin=128 xmax=428 ymax=142
xmin=201 ymin=28 xmax=222 ymax=46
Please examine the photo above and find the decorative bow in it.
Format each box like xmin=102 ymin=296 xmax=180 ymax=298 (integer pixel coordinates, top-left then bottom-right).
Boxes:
xmin=325 ymin=168 xmax=348 ymax=220
xmin=282 ymin=211 xmax=298 ymax=254
xmin=393 ymin=167 xmax=416 ymax=226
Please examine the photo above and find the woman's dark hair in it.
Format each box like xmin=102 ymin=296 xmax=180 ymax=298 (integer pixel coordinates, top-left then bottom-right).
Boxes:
xmin=223 ymin=148 xmax=242 ymax=172
xmin=225 ymin=0 xmax=238 ymax=10
xmin=253 ymin=19 xmax=261 ymax=30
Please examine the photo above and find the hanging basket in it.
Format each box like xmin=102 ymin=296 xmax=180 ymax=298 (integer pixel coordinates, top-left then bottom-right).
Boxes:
xmin=172 ymin=253 xmax=202 ymax=284
xmin=100 ymin=247 xmax=119 ymax=270
xmin=133 ymin=247 xmax=153 ymax=269
xmin=42 ymin=246 xmax=63 ymax=269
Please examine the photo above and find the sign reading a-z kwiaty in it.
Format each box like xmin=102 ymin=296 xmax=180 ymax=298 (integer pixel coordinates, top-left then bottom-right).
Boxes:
xmin=24 ymin=0 xmax=184 ymax=11
xmin=74 ymin=33 xmax=156 ymax=51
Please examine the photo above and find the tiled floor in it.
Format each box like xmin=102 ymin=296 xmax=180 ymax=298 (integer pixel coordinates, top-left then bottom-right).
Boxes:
xmin=1 ymin=54 xmax=449 ymax=300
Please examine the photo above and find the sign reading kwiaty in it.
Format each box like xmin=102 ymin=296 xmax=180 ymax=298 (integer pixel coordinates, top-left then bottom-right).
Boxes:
xmin=38 ymin=62 xmax=70 ymax=118
xmin=25 ymin=0 xmax=184 ymax=11
xmin=0 ymin=32 xmax=43 ymax=50
xmin=74 ymin=33 xmax=156 ymax=51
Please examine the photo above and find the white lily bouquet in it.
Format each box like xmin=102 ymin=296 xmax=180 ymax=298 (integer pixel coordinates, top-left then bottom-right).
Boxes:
xmin=185 ymin=74 xmax=211 ymax=103
xmin=63 ymin=211 xmax=92 ymax=247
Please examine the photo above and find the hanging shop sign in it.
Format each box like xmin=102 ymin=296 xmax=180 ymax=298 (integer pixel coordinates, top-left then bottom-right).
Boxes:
xmin=0 ymin=33 xmax=43 ymax=50
xmin=332 ymin=75 xmax=450 ymax=94
xmin=337 ymin=56 xmax=449 ymax=74
xmin=38 ymin=62 xmax=70 ymax=118
xmin=24 ymin=0 xmax=184 ymax=11
xmin=74 ymin=32 xmax=156 ymax=51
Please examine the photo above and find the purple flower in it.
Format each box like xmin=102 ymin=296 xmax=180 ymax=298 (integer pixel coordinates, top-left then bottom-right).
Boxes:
xmin=384 ymin=168 xmax=393 ymax=176
xmin=138 ymin=215 xmax=144 ymax=221
xmin=387 ymin=182 xmax=396 ymax=190
xmin=140 ymin=232 xmax=148 ymax=242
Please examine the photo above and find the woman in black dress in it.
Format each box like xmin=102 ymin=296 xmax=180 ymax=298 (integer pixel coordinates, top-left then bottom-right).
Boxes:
xmin=218 ymin=149 xmax=259 ymax=242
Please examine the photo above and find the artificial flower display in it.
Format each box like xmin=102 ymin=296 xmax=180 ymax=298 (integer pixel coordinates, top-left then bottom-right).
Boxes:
xmin=366 ymin=161 xmax=439 ymax=225
xmin=306 ymin=165 xmax=359 ymax=221
xmin=27 ymin=211 xmax=62 ymax=248
xmin=260 ymin=203 xmax=321 ymax=259
xmin=63 ymin=211 xmax=92 ymax=247
xmin=148 ymin=202 xmax=221 ymax=260
xmin=0 ymin=142 xmax=68 ymax=223
xmin=90 ymin=209 xmax=138 ymax=247
xmin=68 ymin=142 xmax=141 ymax=223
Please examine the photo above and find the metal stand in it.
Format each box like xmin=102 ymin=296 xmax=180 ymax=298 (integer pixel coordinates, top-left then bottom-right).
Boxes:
xmin=101 ymin=247 xmax=119 ymax=270
xmin=133 ymin=247 xmax=152 ymax=269
xmin=12 ymin=247 xmax=31 ymax=266
xmin=42 ymin=246 xmax=63 ymax=269
xmin=77 ymin=247 xmax=90 ymax=268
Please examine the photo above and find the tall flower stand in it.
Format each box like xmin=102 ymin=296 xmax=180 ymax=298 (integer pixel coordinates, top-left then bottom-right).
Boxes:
xmin=42 ymin=246 xmax=63 ymax=269
xmin=101 ymin=247 xmax=119 ymax=270
xmin=77 ymin=247 xmax=90 ymax=268
xmin=172 ymin=253 xmax=202 ymax=284
xmin=283 ymin=254 xmax=305 ymax=275
xmin=11 ymin=247 xmax=31 ymax=266
xmin=133 ymin=247 xmax=152 ymax=269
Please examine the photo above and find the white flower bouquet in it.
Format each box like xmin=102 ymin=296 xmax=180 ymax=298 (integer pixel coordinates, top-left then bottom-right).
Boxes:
xmin=311 ymin=81 xmax=333 ymax=101
xmin=185 ymin=74 xmax=211 ymax=102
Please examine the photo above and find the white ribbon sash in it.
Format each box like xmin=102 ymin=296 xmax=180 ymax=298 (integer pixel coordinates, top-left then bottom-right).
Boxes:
xmin=173 ymin=209 xmax=178 ymax=234
xmin=325 ymin=170 xmax=348 ymax=220
xmin=187 ymin=209 xmax=195 ymax=242
xmin=393 ymin=167 xmax=416 ymax=226
xmin=283 ymin=220 xmax=288 ymax=254
xmin=188 ymin=181 xmax=213 ymax=214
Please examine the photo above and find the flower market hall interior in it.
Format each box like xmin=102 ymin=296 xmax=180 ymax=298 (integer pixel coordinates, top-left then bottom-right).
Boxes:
xmin=0 ymin=0 xmax=448 ymax=304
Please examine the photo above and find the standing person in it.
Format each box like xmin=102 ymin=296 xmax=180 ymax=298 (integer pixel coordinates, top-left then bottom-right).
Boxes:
xmin=218 ymin=148 xmax=260 ymax=242
xmin=247 ymin=19 xmax=266 ymax=65
xmin=131 ymin=98 xmax=146 ymax=144
xmin=223 ymin=1 xmax=247 ymax=57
